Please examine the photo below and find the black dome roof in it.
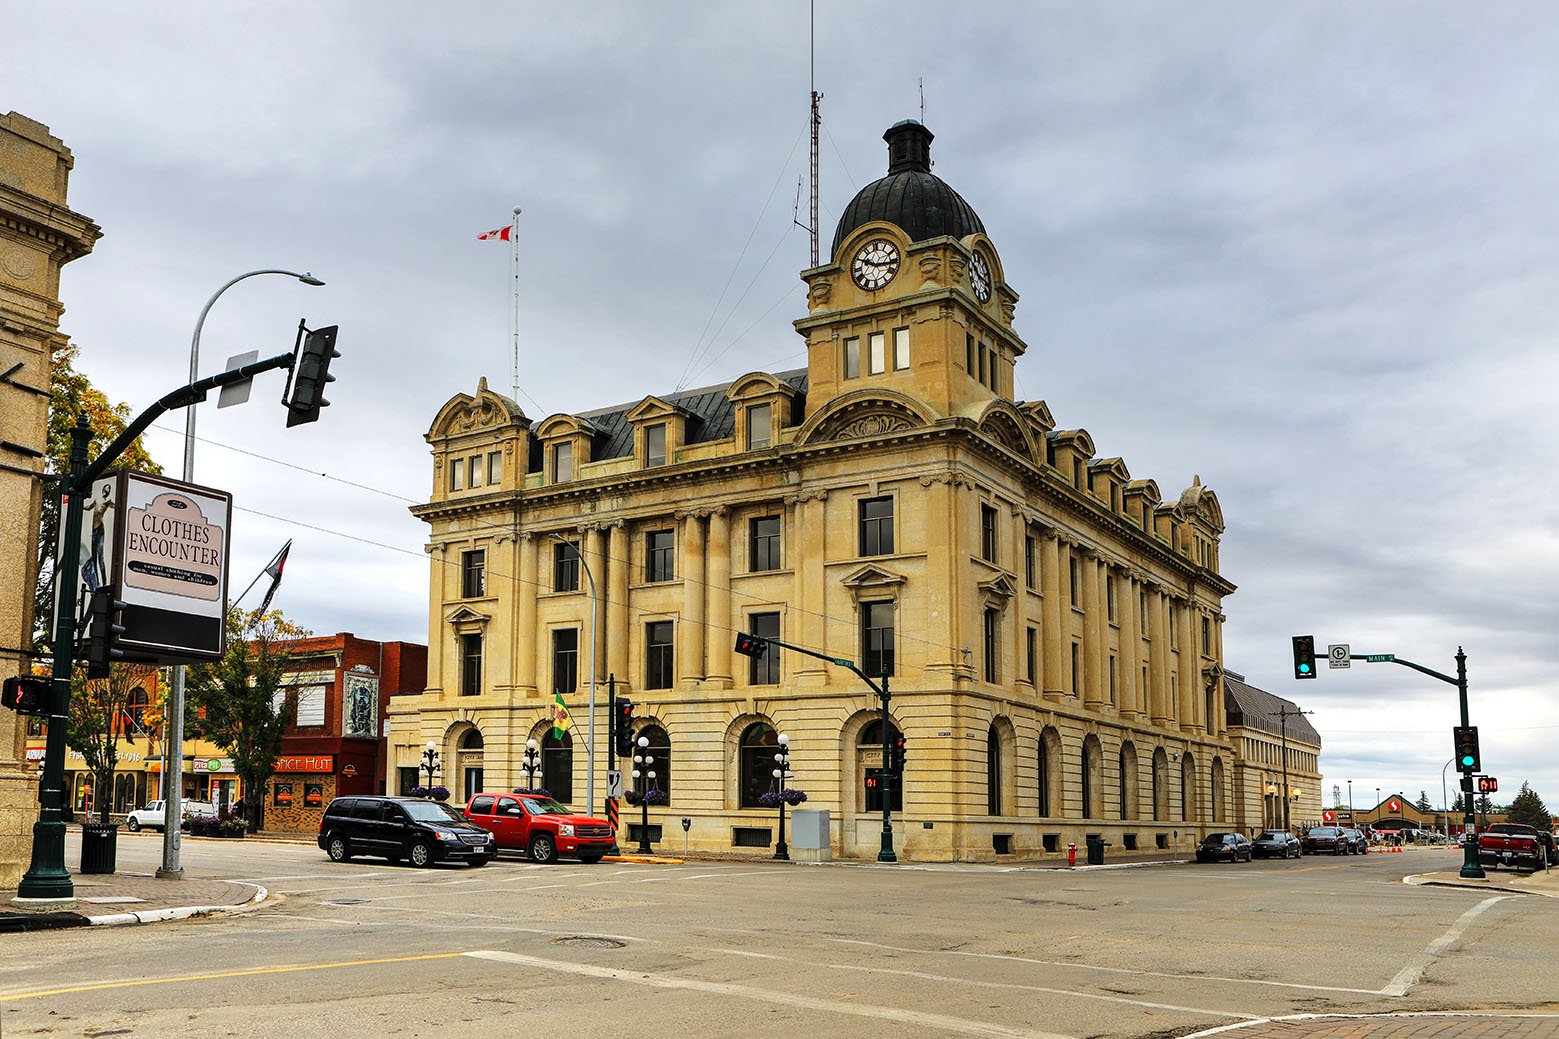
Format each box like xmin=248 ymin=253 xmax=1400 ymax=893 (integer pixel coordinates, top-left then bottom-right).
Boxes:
xmin=830 ymin=120 xmax=986 ymax=259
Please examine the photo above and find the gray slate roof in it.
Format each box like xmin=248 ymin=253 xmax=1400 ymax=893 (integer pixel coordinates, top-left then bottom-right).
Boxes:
xmin=1224 ymin=671 xmax=1321 ymax=744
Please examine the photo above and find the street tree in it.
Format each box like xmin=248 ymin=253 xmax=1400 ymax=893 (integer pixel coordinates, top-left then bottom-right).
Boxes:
xmin=34 ymin=341 xmax=161 ymax=652
xmin=1451 ymin=792 xmax=1465 ymax=813
xmin=185 ymin=606 xmax=310 ymax=830
xmin=64 ymin=663 xmax=160 ymax=823
xmin=1415 ymin=791 xmax=1432 ymax=813
xmin=1504 ymin=782 xmax=1551 ymax=830
xmin=1475 ymin=793 xmax=1497 ymax=817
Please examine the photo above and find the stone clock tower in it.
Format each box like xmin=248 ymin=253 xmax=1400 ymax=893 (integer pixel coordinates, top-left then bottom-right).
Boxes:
xmin=0 ymin=112 xmax=101 ymax=886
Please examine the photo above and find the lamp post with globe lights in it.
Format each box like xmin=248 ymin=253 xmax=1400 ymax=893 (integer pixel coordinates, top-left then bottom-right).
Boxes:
xmin=421 ymin=741 xmax=441 ymax=793
xmin=633 ymin=735 xmax=655 ymax=854
xmin=521 ymin=739 xmax=542 ymax=791
xmin=771 ymin=733 xmax=793 ymax=861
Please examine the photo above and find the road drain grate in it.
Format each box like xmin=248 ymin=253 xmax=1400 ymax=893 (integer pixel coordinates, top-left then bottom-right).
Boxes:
xmin=552 ymin=935 xmax=625 ymax=949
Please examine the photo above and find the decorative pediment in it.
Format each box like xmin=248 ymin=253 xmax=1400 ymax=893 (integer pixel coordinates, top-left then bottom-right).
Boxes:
xmin=1178 ymin=475 xmax=1225 ymax=532
xmin=1089 ymin=456 xmax=1130 ymax=483
xmin=535 ymin=413 xmax=600 ymax=440
xmin=796 ymin=388 xmax=933 ymax=446
xmin=1019 ymin=399 xmax=1055 ymax=435
xmin=625 ymin=395 xmax=691 ymax=423
xmin=445 ymin=606 xmax=490 ymax=629
xmin=840 ymin=563 xmax=907 ymax=601
xmin=427 ymin=377 xmax=528 ymax=441
xmin=727 ymin=372 xmax=800 ymax=404
xmin=974 ymin=400 xmax=1039 ymax=464
xmin=977 ymin=573 xmax=1017 ymax=606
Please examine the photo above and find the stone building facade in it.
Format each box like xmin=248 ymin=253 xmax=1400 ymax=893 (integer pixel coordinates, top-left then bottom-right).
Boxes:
xmin=0 ymin=113 xmax=101 ymax=885
xmin=1223 ymin=671 xmax=1322 ymax=834
xmin=392 ymin=121 xmax=1241 ymax=861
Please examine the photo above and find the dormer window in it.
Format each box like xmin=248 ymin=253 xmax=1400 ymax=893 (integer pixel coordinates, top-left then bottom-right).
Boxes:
xmin=552 ymin=442 xmax=573 ymax=483
xmin=746 ymin=403 xmax=772 ymax=450
xmin=645 ymin=423 xmax=667 ymax=467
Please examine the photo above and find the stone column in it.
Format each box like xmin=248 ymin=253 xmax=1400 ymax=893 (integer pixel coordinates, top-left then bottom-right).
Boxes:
xmin=1040 ymin=529 xmax=1063 ymax=701
xmin=706 ymin=507 xmax=732 ymax=688
xmin=1120 ymin=572 xmax=1140 ymax=719
xmin=1176 ymin=600 xmax=1199 ymax=730
xmin=1081 ymin=549 xmax=1104 ymax=709
xmin=680 ymin=511 xmax=706 ymax=687
xmin=793 ymin=492 xmax=829 ymax=687
xmin=586 ymin=525 xmax=608 ymax=688
xmin=515 ymin=534 xmax=537 ymax=693
xmin=607 ymin=522 xmax=630 ymax=690
xmin=1148 ymin=586 xmax=1170 ymax=727
xmin=919 ymin=474 xmax=961 ymax=681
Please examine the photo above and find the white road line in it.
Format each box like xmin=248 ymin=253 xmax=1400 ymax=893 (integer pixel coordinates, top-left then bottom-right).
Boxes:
xmin=827 ymin=937 xmax=1384 ymax=996
xmin=463 ymin=949 xmax=1076 ymax=1039
xmin=1381 ymin=895 xmax=1510 ymax=997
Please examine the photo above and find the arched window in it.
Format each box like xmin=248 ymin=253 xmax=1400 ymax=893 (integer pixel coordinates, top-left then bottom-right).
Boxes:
xmin=460 ymin=729 xmax=484 ymax=750
xmin=457 ymin=727 xmax=485 ymax=801
xmin=987 ymin=725 xmax=1002 ymax=815
xmin=128 ymin=686 xmax=150 ymax=730
xmin=1210 ymin=756 xmax=1225 ymax=822
xmin=1081 ymin=735 xmax=1101 ymax=818
xmin=1037 ymin=727 xmax=1062 ymax=818
xmin=739 ymin=722 xmax=780 ymax=808
xmin=1180 ymin=751 xmax=1196 ymax=822
xmin=859 ymin=718 xmax=901 ymax=813
xmin=635 ymin=724 xmax=672 ymax=803
xmin=1119 ymin=741 xmax=1138 ymax=821
xmin=1152 ymin=747 xmax=1169 ymax=821
xmin=542 ymin=730 xmax=573 ymax=805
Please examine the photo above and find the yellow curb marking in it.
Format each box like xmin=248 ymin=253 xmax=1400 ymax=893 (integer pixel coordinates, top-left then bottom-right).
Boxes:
xmin=0 ymin=952 xmax=464 ymax=1002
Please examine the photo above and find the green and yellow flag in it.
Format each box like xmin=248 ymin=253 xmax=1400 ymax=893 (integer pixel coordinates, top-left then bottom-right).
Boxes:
xmin=552 ymin=692 xmax=573 ymax=740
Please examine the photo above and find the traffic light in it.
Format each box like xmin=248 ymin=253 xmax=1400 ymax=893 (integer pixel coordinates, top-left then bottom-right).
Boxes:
xmin=733 ymin=632 xmax=769 ymax=658
xmin=1477 ymin=776 xmax=1498 ymax=794
xmin=1454 ymin=725 xmax=1480 ymax=772
xmin=286 ymin=324 xmax=340 ymax=427
xmin=85 ymin=587 xmax=127 ymax=679
xmin=1 ymin=675 xmax=50 ymax=716
xmin=614 ymin=698 xmax=635 ymax=757
xmin=1291 ymin=635 xmax=1317 ymax=680
xmin=888 ymin=735 xmax=907 ymax=775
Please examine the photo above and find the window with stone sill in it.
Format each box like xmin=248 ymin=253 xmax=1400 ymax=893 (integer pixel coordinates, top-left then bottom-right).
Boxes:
xmin=552 ymin=441 xmax=573 ymax=483
xmin=868 ymin=331 xmax=886 ymax=375
xmin=746 ymin=402 xmax=772 ymax=450
xmin=461 ymin=549 xmax=485 ymax=598
xmin=893 ymin=327 xmax=910 ymax=370
xmin=843 ymin=337 xmax=861 ymax=379
xmin=645 ymin=423 xmax=667 ymax=468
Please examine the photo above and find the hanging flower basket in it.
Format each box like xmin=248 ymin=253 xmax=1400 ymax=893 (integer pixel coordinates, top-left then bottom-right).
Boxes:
xmin=511 ymin=788 xmax=552 ymax=799
xmin=411 ymin=785 xmax=450 ymax=802
xmin=626 ymin=789 xmax=668 ymax=806
xmin=757 ymin=789 xmax=807 ymax=809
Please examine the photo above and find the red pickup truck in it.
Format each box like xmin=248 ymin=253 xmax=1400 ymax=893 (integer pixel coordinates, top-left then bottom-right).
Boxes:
xmin=1477 ymin=823 xmax=1545 ymax=871
xmin=462 ymin=792 xmax=615 ymax=864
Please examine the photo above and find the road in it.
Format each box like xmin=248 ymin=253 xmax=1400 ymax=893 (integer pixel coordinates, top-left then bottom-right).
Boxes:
xmin=2 ymin=835 xmax=1555 ymax=1039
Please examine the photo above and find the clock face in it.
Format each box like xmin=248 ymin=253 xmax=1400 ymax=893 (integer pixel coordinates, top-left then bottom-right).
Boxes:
xmin=969 ymin=250 xmax=992 ymax=303
xmin=851 ymin=239 xmax=900 ymax=291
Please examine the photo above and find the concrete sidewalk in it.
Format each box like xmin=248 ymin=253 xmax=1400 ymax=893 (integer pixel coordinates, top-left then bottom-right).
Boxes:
xmin=1 ymin=870 xmax=265 ymax=932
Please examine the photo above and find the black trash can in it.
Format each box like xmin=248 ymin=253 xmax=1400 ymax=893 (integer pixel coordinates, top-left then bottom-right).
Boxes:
xmin=80 ymin=822 xmax=119 ymax=874
xmin=1085 ymin=836 xmax=1110 ymax=865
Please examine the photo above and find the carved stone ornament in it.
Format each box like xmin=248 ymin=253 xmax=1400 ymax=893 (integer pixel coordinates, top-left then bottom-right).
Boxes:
xmin=456 ymin=399 xmax=501 ymax=431
xmin=808 ymin=278 xmax=833 ymax=307
xmin=917 ymin=254 xmax=943 ymax=286
xmin=949 ymin=256 xmax=968 ymax=279
xmin=1000 ymin=301 xmax=1016 ymax=326
xmin=835 ymin=414 xmax=912 ymax=441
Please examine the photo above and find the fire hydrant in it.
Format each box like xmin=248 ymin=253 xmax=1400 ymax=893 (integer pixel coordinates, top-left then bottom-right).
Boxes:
xmin=1068 ymin=842 xmax=1077 ymax=868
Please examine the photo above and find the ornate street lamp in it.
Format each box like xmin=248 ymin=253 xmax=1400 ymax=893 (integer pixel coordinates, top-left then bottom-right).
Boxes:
xmin=633 ymin=736 xmax=655 ymax=854
xmin=421 ymin=740 xmax=441 ymax=793
xmin=521 ymin=739 xmax=542 ymax=791
xmin=772 ymin=733 xmax=792 ymax=861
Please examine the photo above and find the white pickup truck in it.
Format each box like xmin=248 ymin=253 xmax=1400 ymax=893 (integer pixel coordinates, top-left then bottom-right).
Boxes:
xmin=125 ymin=799 xmax=218 ymax=832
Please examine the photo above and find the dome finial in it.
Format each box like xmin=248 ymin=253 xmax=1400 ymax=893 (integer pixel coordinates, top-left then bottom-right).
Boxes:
xmin=885 ymin=119 xmax=934 ymax=174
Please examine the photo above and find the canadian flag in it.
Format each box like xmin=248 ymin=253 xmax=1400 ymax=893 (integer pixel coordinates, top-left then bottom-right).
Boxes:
xmin=477 ymin=226 xmax=512 ymax=241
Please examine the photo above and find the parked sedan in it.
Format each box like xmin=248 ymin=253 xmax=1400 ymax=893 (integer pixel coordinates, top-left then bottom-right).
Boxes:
xmin=1252 ymin=830 xmax=1302 ymax=859
xmin=1341 ymin=828 xmax=1368 ymax=854
xmin=1196 ymin=832 xmax=1253 ymax=863
xmin=1302 ymin=826 xmax=1350 ymax=855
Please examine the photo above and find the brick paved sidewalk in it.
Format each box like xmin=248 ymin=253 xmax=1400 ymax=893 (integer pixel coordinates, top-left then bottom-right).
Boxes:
xmin=1194 ymin=1013 xmax=1559 ymax=1039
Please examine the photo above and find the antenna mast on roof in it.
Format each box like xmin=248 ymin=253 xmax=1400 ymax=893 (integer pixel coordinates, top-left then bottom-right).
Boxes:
xmin=808 ymin=0 xmax=821 ymax=268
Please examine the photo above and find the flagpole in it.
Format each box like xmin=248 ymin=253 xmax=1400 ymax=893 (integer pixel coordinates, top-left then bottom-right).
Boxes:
xmin=232 ymin=540 xmax=291 ymax=610
xmin=511 ymin=206 xmax=521 ymax=402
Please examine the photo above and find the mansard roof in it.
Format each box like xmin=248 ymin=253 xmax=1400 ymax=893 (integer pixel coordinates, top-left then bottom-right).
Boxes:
xmin=1224 ymin=671 xmax=1321 ymax=745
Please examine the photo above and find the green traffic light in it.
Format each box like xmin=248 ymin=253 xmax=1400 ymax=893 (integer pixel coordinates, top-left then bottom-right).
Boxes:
xmin=1298 ymin=663 xmax=1311 ymax=674
xmin=1460 ymin=754 xmax=1475 ymax=767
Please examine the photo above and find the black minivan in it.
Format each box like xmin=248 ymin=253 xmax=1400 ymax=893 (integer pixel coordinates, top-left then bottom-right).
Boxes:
xmin=318 ymin=795 xmax=496 ymax=868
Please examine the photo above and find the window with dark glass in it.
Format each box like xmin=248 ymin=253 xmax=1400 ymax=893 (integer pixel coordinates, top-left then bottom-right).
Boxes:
xmin=646 ymin=620 xmax=674 ymax=689
xmin=646 ymin=529 xmax=675 ymax=582
xmin=553 ymin=540 xmax=579 ymax=592
xmin=1024 ymin=535 xmax=1037 ymax=588
xmin=748 ymin=612 xmax=780 ymax=685
xmin=1037 ymin=739 xmax=1051 ymax=816
xmin=552 ymin=628 xmax=578 ymax=694
xmin=1026 ymin=627 xmax=1037 ymax=684
xmin=461 ymin=550 xmax=485 ymax=598
xmin=543 ymin=730 xmax=573 ymax=805
xmin=740 ymin=722 xmax=780 ymax=808
xmin=862 ymin=601 xmax=895 ymax=678
xmin=747 ymin=403 xmax=772 ymax=449
xmin=1202 ymin=615 xmax=1211 ymax=655
xmin=977 ymin=343 xmax=987 ymax=385
xmin=749 ymin=515 xmax=780 ymax=572
xmin=965 ymin=334 xmax=975 ymax=375
xmin=859 ymin=496 xmax=894 ymax=556
xmin=460 ymin=633 xmax=482 ymax=696
xmin=1108 ymin=655 xmax=1117 ymax=705
xmin=983 ymin=608 xmax=999 ymax=683
xmin=645 ymin=423 xmax=667 ymax=467
xmin=980 ymin=504 xmax=998 ymax=562
xmin=987 ymin=725 xmax=1002 ymax=816
xmin=1068 ymin=553 xmax=1079 ymax=604
xmin=1070 ymin=642 xmax=1080 ymax=695
xmin=1107 ymin=573 xmax=1117 ymax=622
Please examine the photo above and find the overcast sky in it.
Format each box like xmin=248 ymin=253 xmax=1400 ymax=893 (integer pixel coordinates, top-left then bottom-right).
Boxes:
xmin=10 ymin=2 xmax=1558 ymax=815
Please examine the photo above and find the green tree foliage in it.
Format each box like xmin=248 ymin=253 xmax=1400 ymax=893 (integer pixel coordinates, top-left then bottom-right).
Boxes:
xmin=1451 ymin=792 xmax=1465 ymax=813
xmin=34 ymin=341 xmax=162 ymax=651
xmin=64 ymin=663 xmax=159 ymax=823
xmin=1416 ymin=790 xmax=1432 ymax=813
xmin=1505 ymin=782 xmax=1552 ymax=830
xmin=185 ymin=607 xmax=310 ymax=830
xmin=1475 ymin=793 xmax=1497 ymax=816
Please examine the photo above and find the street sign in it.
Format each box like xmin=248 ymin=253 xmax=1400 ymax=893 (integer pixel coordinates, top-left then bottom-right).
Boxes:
xmin=1322 ymin=810 xmax=1335 ymax=822
xmin=217 ymin=350 xmax=259 ymax=408
xmin=1478 ymin=776 xmax=1498 ymax=794
xmin=1328 ymin=644 xmax=1350 ymax=669
xmin=1365 ymin=654 xmax=1395 ymax=663
xmin=606 ymin=769 xmax=623 ymax=798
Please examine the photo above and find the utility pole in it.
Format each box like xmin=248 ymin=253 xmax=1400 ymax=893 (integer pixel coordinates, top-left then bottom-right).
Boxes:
xmin=1274 ymin=705 xmax=1313 ymax=833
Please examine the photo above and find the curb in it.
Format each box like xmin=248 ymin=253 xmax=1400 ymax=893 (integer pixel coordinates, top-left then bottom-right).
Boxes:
xmin=86 ymin=884 xmax=269 ymax=927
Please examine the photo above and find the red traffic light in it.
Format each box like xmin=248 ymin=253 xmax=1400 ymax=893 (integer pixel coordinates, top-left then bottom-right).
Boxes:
xmin=733 ymin=632 xmax=769 ymax=658
xmin=2 ymin=675 xmax=50 ymax=716
xmin=1477 ymin=776 xmax=1498 ymax=794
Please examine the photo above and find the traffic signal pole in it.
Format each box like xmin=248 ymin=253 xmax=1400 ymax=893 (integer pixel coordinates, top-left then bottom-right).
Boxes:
xmin=16 ymin=349 xmax=303 ymax=903
xmin=1349 ymin=647 xmax=1482 ymax=879
xmin=735 ymin=634 xmax=898 ymax=863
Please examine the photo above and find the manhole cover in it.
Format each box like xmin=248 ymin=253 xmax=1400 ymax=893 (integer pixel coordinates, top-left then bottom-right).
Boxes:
xmin=320 ymin=898 xmax=368 ymax=906
xmin=551 ymin=936 xmax=625 ymax=949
